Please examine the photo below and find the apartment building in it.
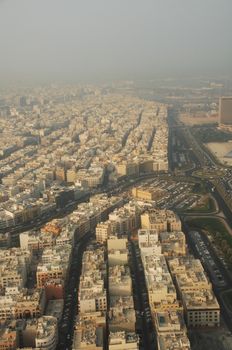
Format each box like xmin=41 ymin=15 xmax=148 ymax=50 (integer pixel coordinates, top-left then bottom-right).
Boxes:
xmin=168 ymin=256 xmax=220 ymax=327
xmin=108 ymin=331 xmax=139 ymax=350
xmin=141 ymin=209 xmax=182 ymax=232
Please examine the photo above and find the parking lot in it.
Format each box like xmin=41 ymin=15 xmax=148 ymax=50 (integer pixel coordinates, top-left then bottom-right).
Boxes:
xmin=189 ymin=230 xmax=227 ymax=289
xmin=131 ymin=177 xmax=201 ymax=211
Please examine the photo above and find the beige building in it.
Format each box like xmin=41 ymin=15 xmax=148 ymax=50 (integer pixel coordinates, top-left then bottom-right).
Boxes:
xmin=141 ymin=209 xmax=182 ymax=232
xmin=36 ymin=244 xmax=71 ymax=288
xmin=108 ymin=249 xmax=128 ymax=267
xmin=157 ymin=333 xmax=191 ymax=350
xmin=109 ymin=265 xmax=132 ymax=297
xmin=109 ymin=296 xmax=135 ymax=332
xmin=219 ymin=96 xmax=232 ymax=125
xmin=79 ymin=246 xmax=107 ymax=314
xmin=107 ymin=237 xmax=128 ymax=266
xmin=36 ymin=265 xmax=66 ymax=289
xmin=160 ymin=231 xmax=186 ymax=257
xmin=132 ymin=186 xmax=165 ymax=201
xmin=108 ymin=201 xmax=142 ymax=236
xmin=72 ymin=318 xmax=104 ymax=350
xmin=66 ymin=168 xmax=77 ymax=183
xmin=107 ymin=237 xmax=127 ymax=251
xmin=168 ymin=256 xmax=220 ymax=328
xmin=116 ymin=162 xmax=139 ymax=177
xmin=79 ymin=281 xmax=107 ymax=314
xmin=138 ymin=229 xmax=161 ymax=257
xmin=182 ymin=289 xmax=220 ymax=328
xmin=108 ymin=331 xmax=139 ymax=350
xmin=154 ymin=311 xmax=190 ymax=350
xmin=0 ymin=248 xmax=32 ymax=289
xmin=55 ymin=166 xmax=66 ymax=182
xmin=142 ymin=255 xmax=180 ymax=312
xmin=21 ymin=316 xmax=58 ymax=350
xmin=96 ymin=221 xmax=112 ymax=243
xmin=139 ymin=160 xmax=154 ymax=174
xmin=35 ymin=316 xmax=58 ymax=350
xmin=153 ymin=310 xmax=186 ymax=335
xmin=0 ymin=288 xmax=46 ymax=321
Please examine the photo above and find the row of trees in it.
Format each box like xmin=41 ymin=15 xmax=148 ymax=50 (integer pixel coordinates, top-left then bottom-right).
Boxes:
xmin=207 ymin=230 xmax=232 ymax=267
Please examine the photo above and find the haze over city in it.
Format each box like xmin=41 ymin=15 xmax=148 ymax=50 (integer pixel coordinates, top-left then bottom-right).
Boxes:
xmin=0 ymin=0 xmax=232 ymax=84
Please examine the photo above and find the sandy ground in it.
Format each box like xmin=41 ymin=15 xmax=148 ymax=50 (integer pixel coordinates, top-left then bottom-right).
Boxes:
xmin=179 ymin=114 xmax=218 ymax=126
xmin=206 ymin=142 xmax=232 ymax=165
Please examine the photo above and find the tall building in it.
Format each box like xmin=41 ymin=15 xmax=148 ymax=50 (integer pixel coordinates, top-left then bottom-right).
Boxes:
xmin=219 ymin=97 xmax=232 ymax=125
xmin=19 ymin=96 xmax=27 ymax=107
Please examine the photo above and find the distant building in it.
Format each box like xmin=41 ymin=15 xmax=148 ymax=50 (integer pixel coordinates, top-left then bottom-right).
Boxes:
xmin=116 ymin=162 xmax=139 ymax=177
xmin=19 ymin=96 xmax=27 ymax=107
xmin=219 ymin=97 xmax=232 ymax=125
xmin=132 ymin=186 xmax=165 ymax=202
xmin=66 ymin=168 xmax=77 ymax=183
xmin=55 ymin=165 xmax=66 ymax=182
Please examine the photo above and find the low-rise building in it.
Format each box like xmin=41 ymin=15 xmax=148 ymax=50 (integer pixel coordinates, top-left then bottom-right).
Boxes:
xmin=21 ymin=316 xmax=58 ymax=350
xmin=45 ymin=299 xmax=64 ymax=322
xmin=35 ymin=316 xmax=58 ymax=350
xmin=157 ymin=332 xmax=191 ymax=350
xmin=141 ymin=209 xmax=181 ymax=233
xmin=108 ymin=331 xmax=139 ymax=350
xmin=138 ymin=229 xmax=161 ymax=257
xmin=168 ymin=256 xmax=220 ymax=327
xmin=153 ymin=310 xmax=187 ymax=335
xmin=0 ymin=248 xmax=31 ymax=289
xmin=79 ymin=245 xmax=107 ymax=314
xmin=132 ymin=186 xmax=166 ymax=202
xmin=142 ymin=255 xmax=180 ymax=312
xmin=36 ymin=244 xmax=71 ymax=288
xmin=109 ymin=296 xmax=136 ymax=332
xmin=72 ymin=317 xmax=104 ymax=350
xmin=182 ymin=289 xmax=220 ymax=328
xmin=0 ymin=287 xmax=45 ymax=320
xmin=109 ymin=265 xmax=132 ymax=297
xmin=160 ymin=231 xmax=186 ymax=257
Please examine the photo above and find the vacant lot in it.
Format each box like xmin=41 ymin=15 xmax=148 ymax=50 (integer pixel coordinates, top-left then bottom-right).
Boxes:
xmin=179 ymin=114 xmax=218 ymax=126
xmin=206 ymin=142 xmax=232 ymax=165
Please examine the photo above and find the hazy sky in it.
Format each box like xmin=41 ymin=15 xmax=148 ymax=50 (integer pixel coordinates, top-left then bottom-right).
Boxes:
xmin=0 ymin=0 xmax=231 ymax=84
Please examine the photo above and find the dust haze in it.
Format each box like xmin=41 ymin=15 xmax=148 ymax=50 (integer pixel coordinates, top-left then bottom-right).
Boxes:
xmin=0 ymin=0 xmax=231 ymax=84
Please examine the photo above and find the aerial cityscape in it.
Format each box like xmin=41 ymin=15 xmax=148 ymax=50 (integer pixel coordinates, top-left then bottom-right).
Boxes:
xmin=0 ymin=1 xmax=232 ymax=350
xmin=0 ymin=80 xmax=232 ymax=350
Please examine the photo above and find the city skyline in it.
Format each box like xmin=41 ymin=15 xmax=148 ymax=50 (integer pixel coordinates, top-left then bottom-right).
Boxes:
xmin=0 ymin=82 xmax=232 ymax=349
